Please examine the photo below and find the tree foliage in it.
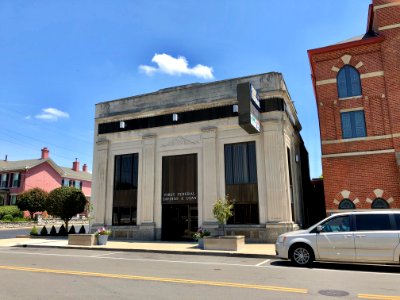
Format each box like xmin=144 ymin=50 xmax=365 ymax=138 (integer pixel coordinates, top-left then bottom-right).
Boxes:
xmin=46 ymin=187 xmax=87 ymax=231
xmin=17 ymin=188 xmax=47 ymax=219
xmin=213 ymin=195 xmax=234 ymax=236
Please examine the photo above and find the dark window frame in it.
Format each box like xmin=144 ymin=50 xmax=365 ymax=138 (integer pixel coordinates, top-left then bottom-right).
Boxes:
xmin=338 ymin=199 xmax=356 ymax=210
xmin=337 ymin=65 xmax=362 ymax=98
xmin=371 ymin=198 xmax=390 ymax=209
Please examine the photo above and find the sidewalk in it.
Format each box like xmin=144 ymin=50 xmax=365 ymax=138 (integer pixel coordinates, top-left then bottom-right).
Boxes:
xmin=0 ymin=237 xmax=277 ymax=259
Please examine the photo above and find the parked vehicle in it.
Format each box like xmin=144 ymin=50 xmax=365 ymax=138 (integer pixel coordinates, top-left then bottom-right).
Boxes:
xmin=275 ymin=211 xmax=400 ymax=266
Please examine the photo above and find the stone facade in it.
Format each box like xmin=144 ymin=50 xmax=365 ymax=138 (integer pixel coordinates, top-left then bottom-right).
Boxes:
xmin=91 ymin=72 xmax=306 ymax=242
xmin=308 ymin=0 xmax=400 ymax=213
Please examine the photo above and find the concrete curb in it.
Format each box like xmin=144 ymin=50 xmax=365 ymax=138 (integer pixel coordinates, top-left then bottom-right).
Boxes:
xmin=14 ymin=243 xmax=277 ymax=259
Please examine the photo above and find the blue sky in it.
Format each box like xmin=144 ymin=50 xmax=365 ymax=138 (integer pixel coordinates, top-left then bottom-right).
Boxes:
xmin=0 ymin=0 xmax=370 ymax=177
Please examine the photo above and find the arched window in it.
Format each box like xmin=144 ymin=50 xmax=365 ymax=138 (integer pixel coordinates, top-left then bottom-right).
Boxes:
xmin=371 ymin=198 xmax=390 ymax=209
xmin=337 ymin=65 xmax=361 ymax=98
xmin=338 ymin=198 xmax=355 ymax=209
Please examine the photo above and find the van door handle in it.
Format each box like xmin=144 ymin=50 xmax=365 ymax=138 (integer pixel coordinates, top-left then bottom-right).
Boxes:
xmin=356 ymin=234 xmax=366 ymax=238
xmin=343 ymin=235 xmax=353 ymax=238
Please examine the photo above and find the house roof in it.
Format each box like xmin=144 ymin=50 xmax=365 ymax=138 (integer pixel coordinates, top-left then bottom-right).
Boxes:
xmin=333 ymin=31 xmax=380 ymax=46
xmin=0 ymin=158 xmax=91 ymax=182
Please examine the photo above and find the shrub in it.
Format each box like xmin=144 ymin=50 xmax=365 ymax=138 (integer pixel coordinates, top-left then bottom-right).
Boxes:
xmin=17 ymin=188 xmax=47 ymax=219
xmin=40 ymin=226 xmax=48 ymax=236
xmin=68 ymin=225 xmax=76 ymax=234
xmin=2 ymin=214 xmax=13 ymax=222
xmin=49 ymin=225 xmax=57 ymax=236
xmin=58 ymin=224 xmax=67 ymax=236
xmin=0 ymin=206 xmax=21 ymax=219
xmin=78 ymin=225 xmax=86 ymax=234
xmin=47 ymin=187 xmax=87 ymax=232
xmin=30 ymin=225 xmax=39 ymax=236
xmin=213 ymin=195 xmax=234 ymax=236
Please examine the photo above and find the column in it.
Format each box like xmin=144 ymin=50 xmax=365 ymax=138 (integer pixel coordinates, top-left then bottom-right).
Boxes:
xmin=140 ymin=134 xmax=156 ymax=224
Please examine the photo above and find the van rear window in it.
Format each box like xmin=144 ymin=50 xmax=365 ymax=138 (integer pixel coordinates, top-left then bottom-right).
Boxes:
xmin=355 ymin=214 xmax=392 ymax=231
xmin=395 ymin=214 xmax=400 ymax=230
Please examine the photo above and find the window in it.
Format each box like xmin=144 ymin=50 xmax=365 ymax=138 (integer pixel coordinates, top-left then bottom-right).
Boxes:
xmin=224 ymin=142 xmax=259 ymax=224
xmin=113 ymin=153 xmax=139 ymax=225
xmin=355 ymin=214 xmax=392 ymax=231
xmin=12 ymin=173 xmax=20 ymax=187
xmin=0 ymin=174 xmax=8 ymax=188
xmin=321 ymin=216 xmax=351 ymax=232
xmin=337 ymin=65 xmax=362 ymax=98
xmin=341 ymin=110 xmax=366 ymax=139
xmin=10 ymin=195 xmax=17 ymax=205
xmin=62 ymin=179 xmax=70 ymax=187
xmin=371 ymin=198 xmax=390 ymax=209
xmin=74 ymin=180 xmax=81 ymax=189
xmin=338 ymin=199 xmax=355 ymax=209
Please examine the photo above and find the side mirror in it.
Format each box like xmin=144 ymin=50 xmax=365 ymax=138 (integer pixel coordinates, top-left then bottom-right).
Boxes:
xmin=316 ymin=225 xmax=323 ymax=233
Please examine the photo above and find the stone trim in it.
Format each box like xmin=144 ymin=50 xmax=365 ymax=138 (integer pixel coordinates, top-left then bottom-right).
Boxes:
xmin=374 ymin=2 xmax=400 ymax=11
xmin=360 ymin=71 xmax=384 ymax=79
xmin=340 ymin=107 xmax=364 ymax=113
xmin=341 ymin=54 xmax=352 ymax=64
xmin=333 ymin=189 xmax=360 ymax=209
xmin=338 ymin=95 xmax=363 ymax=101
xmin=316 ymin=78 xmax=337 ymax=86
xmin=379 ymin=23 xmax=400 ymax=31
xmin=322 ymin=149 xmax=395 ymax=158
xmin=331 ymin=66 xmax=340 ymax=72
xmin=355 ymin=62 xmax=364 ymax=69
xmin=322 ymin=133 xmax=400 ymax=145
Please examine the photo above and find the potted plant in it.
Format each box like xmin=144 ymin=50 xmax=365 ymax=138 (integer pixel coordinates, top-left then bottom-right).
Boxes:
xmin=95 ymin=227 xmax=112 ymax=245
xmin=212 ymin=195 xmax=234 ymax=236
xmin=192 ymin=227 xmax=210 ymax=249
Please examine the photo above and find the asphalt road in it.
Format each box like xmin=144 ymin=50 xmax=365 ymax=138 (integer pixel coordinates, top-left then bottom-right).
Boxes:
xmin=0 ymin=247 xmax=399 ymax=299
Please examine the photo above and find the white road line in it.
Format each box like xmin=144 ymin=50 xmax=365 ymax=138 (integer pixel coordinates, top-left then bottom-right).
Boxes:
xmin=90 ymin=252 xmax=118 ymax=257
xmin=0 ymin=250 xmax=266 ymax=268
xmin=255 ymin=259 xmax=270 ymax=266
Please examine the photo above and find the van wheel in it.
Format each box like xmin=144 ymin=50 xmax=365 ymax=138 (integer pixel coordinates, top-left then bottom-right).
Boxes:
xmin=290 ymin=244 xmax=314 ymax=267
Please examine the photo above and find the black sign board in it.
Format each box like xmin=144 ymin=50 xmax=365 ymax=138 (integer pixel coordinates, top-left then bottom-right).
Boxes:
xmin=237 ymin=82 xmax=261 ymax=134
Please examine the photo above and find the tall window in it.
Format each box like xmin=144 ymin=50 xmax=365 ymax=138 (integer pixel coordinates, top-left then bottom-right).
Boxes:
xmin=337 ymin=65 xmax=362 ymax=98
xmin=371 ymin=198 xmax=390 ymax=209
xmin=11 ymin=173 xmax=20 ymax=187
xmin=224 ymin=142 xmax=259 ymax=224
xmin=113 ymin=153 xmax=139 ymax=225
xmin=338 ymin=199 xmax=355 ymax=209
xmin=341 ymin=110 xmax=366 ymax=139
xmin=0 ymin=174 xmax=8 ymax=188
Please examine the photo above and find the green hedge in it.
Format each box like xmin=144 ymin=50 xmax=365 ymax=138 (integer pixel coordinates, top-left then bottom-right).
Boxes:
xmin=0 ymin=206 xmax=21 ymax=219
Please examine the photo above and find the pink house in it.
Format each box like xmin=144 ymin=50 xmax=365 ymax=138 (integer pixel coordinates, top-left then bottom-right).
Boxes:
xmin=0 ymin=147 xmax=91 ymax=206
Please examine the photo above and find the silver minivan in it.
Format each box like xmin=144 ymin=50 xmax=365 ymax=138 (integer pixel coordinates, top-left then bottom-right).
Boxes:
xmin=275 ymin=211 xmax=400 ymax=266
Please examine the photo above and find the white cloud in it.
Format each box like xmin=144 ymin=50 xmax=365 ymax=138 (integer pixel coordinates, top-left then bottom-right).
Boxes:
xmin=35 ymin=108 xmax=69 ymax=121
xmin=139 ymin=53 xmax=214 ymax=79
xmin=24 ymin=115 xmax=31 ymax=120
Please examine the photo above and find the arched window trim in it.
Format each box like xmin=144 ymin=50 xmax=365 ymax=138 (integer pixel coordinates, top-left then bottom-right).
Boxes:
xmin=338 ymin=198 xmax=356 ymax=210
xmin=337 ymin=65 xmax=362 ymax=98
xmin=371 ymin=198 xmax=390 ymax=209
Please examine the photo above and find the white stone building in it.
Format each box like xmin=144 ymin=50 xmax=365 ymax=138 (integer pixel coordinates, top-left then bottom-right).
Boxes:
xmin=91 ymin=72 xmax=308 ymax=242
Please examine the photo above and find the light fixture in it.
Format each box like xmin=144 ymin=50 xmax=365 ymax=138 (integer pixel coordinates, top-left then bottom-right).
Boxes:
xmin=233 ymin=104 xmax=238 ymax=113
xmin=295 ymin=154 xmax=300 ymax=163
xmin=120 ymin=121 xmax=126 ymax=129
xmin=172 ymin=113 xmax=178 ymax=122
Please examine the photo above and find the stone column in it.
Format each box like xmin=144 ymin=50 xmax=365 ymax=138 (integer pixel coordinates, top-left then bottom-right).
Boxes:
xmin=91 ymin=138 xmax=110 ymax=226
xmin=263 ymin=123 xmax=291 ymax=222
xmin=201 ymin=127 xmax=218 ymax=223
xmin=140 ymin=134 xmax=156 ymax=225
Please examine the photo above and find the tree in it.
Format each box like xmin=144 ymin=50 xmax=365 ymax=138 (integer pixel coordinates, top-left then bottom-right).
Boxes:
xmin=17 ymin=188 xmax=47 ymax=219
xmin=212 ymin=195 xmax=234 ymax=236
xmin=47 ymin=187 xmax=87 ymax=232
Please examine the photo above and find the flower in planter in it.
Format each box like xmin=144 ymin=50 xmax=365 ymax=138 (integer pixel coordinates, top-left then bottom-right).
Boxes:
xmin=95 ymin=227 xmax=112 ymax=236
xmin=192 ymin=227 xmax=210 ymax=241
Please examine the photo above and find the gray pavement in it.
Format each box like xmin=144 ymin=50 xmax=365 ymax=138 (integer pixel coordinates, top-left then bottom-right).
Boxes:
xmin=0 ymin=236 xmax=276 ymax=258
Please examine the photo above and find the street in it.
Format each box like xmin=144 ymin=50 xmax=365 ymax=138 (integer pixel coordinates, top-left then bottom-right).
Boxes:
xmin=0 ymin=247 xmax=398 ymax=299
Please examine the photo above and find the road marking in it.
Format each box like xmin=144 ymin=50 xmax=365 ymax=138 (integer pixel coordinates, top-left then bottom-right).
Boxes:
xmin=255 ymin=259 xmax=270 ymax=267
xmin=0 ymin=265 xmax=308 ymax=294
xmin=90 ymin=252 xmax=118 ymax=257
xmin=359 ymin=293 xmax=400 ymax=299
xmin=0 ymin=250 xmax=267 ymax=268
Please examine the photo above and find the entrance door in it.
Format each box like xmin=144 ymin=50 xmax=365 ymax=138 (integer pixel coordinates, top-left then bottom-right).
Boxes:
xmin=161 ymin=154 xmax=198 ymax=241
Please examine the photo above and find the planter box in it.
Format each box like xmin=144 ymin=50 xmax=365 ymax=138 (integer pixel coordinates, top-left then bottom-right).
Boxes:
xmin=203 ymin=235 xmax=245 ymax=251
xmin=68 ymin=234 xmax=96 ymax=246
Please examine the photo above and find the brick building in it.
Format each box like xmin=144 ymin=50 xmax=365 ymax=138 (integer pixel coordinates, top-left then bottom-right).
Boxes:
xmin=0 ymin=147 xmax=91 ymax=206
xmin=308 ymin=0 xmax=400 ymax=213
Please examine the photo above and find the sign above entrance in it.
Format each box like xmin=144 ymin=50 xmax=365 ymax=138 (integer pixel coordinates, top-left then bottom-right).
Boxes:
xmin=162 ymin=192 xmax=197 ymax=203
xmin=237 ymin=82 xmax=261 ymax=134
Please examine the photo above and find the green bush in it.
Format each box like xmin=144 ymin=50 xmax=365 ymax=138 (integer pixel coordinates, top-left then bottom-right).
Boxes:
xmin=2 ymin=214 xmax=13 ymax=222
xmin=78 ymin=225 xmax=86 ymax=234
xmin=0 ymin=206 xmax=21 ymax=219
xmin=68 ymin=225 xmax=76 ymax=234
xmin=30 ymin=225 xmax=39 ymax=236
xmin=40 ymin=226 xmax=48 ymax=236
xmin=58 ymin=224 xmax=67 ymax=236
xmin=49 ymin=225 xmax=57 ymax=236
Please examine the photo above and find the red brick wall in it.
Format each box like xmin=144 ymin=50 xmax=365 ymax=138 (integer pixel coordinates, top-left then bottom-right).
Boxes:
xmin=309 ymin=0 xmax=400 ymax=210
